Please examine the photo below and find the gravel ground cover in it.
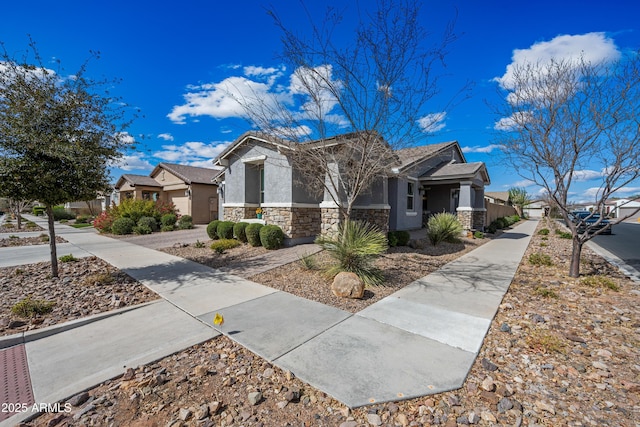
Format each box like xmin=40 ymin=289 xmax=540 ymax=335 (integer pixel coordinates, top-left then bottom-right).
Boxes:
xmin=7 ymin=219 xmax=640 ymax=426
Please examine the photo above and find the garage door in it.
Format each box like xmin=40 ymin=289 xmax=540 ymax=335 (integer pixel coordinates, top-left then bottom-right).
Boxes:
xmin=619 ymin=207 xmax=640 ymax=222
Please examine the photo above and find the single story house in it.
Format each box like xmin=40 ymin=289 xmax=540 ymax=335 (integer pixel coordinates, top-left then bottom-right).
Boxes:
xmin=212 ymin=132 xmax=490 ymax=244
xmin=610 ymin=198 xmax=640 ymax=222
xmin=115 ymin=163 xmax=222 ymax=224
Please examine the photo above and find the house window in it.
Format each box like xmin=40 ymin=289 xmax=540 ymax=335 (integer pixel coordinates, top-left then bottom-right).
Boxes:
xmin=259 ymin=165 xmax=265 ymax=204
xmin=407 ymin=181 xmax=415 ymax=211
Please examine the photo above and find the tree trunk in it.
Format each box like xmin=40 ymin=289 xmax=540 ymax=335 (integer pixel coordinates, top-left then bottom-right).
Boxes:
xmin=569 ymin=236 xmax=583 ymax=278
xmin=46 ymin=205 xmax=59 ymax=278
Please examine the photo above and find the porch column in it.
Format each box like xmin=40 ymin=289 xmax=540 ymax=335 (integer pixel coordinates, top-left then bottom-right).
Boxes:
xmin=456 ymin=181 xmax=473 ymax=231
xmin=472 ymin=186 xmax=487 ymax=230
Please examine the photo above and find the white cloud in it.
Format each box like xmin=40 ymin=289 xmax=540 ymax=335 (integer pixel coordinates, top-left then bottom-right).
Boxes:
xmin=509 ymin=179 xmax=536 ymax=188
xmin=115 ymin=132 xmax=135 ymax=145
xmin=461 ymin=144 xmax=504 ymax=154
xmin=572 ymin=169 xmax=604 ymax=182
xmin=418 ymin=112 xmax=447 ymax=133
xmin=112 ymin=154 xmax=153 ymax=171
xmin=153 ymin=141 xmax=232 ymax=165
xmin=244 ymin=65 xmax=283 ymax=77
xmin=495 ymin=32 xmax=621 ymax=91
xmin=494 ymin=111 xmax=534 ymax=131
xmin=157 ymin=133 xmax=174 ymax=141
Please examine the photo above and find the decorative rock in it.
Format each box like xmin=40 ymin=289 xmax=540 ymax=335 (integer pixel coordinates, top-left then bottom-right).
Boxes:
xmin=208 ymin=401 xmax=221 ymax=415
xmin=195 ymin=404 xmax=209 ymax=420
xmin=276 ymin=401 xmax=288 ymax=409
xmin=535 ymin=400 xmax=556 ymax=414
xmin=500 ymin=322 xmax=511 ymax=333
xmin=179 ymin=408 xmax=192 ymax=421
xmin=481 ymin=358 xmax=498 ymax=372
xmin=68 ymin=392 xmax=90 ymax=407
xmin=122 ymin=368 xmax=135 ymax=381
xmin=480 ymin=410 xmax=496 ymax=423
xmin=481 ymin=376 xmax=496 ymax=392
xmin=531 ymin=314 xmax=545 ymax=323
xmin=263 ymin=367 xmax=275 ymax=378
xmin=72 ymin=403 xmax=95 ymax=420
xmin=366 ymin=413 xmax=382 ymax=426
xmin=564 ymin=333 xmax=586 ymax=343
xmin=497 ymin=397 xmax=513 ymax=413
xmin=248 ymin=391 xmax=263 ymax=405
xmin=331 ymin=272 xmax=364 ymax=299
xmin=340 ymin=422 xmax=358 ymax=427
xmin=468 ymin=412 xmax=480 ymax=424
xmin=194 ymin=365 xmax=208 ymax=376
xmin=395 ymin=413 xmax=409 ymax=426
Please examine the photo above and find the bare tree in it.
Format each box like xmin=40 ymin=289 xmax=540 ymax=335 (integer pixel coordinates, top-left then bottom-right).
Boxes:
xmin=231 ymin=0 xmax=464 ymax=224
xmin=494 ymin=53 xmax=640 ymax=277
xmin=7 ymin=198 xmax=32 ymax=229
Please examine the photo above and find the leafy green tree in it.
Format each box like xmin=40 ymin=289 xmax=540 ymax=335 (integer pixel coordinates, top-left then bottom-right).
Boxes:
xmin=508 ymin=187 xmax=530 ymax=217
xmin=0 ymin=39 xmax=135 ymax=276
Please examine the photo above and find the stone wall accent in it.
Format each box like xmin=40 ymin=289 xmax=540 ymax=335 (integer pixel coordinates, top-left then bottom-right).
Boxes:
xmin=321 ymin=207 xmax=390 ymax=236
xmin=457 ymin=209 xmax=486 ymax=231
xmin=223 ymin=206 xmax=256 ymax=222
xmin=263 ymin=207 xmax=321 ymax=239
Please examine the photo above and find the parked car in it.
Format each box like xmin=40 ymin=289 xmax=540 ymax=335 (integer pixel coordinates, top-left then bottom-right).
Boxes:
xmin=569 ymin=210 xmax=612 ymax=235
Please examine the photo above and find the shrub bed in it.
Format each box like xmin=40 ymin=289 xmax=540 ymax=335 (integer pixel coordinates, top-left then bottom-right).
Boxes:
xmin=207 ymin=220 xmax=220 ymax=240
xmin=259 ymin=225 xmax=284 ymax=249
xmin=233 ymin=222 xmax=250 ymax=243
xmin=246 ymin=223 xmax=264 ymax=247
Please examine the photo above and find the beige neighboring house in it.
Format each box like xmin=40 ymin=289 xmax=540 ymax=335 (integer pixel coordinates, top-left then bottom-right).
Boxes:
xmin=484 ymin=191 xmax=510 ymax=205
xmin=114 ymin=163 xmax=222 ymax=224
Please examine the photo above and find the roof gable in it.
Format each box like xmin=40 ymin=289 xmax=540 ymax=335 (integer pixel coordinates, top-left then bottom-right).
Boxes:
xmin=151 ymin=163 xmax=221 ymax=185
xmin=115 ymin=174 xmax=161 ymax=189
xmin=393 ymin=141 xmax=465 ymax=173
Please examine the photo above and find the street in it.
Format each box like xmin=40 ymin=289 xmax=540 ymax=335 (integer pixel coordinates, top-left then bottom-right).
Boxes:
xmin=591 ymin=221 xmax=640 ymax=272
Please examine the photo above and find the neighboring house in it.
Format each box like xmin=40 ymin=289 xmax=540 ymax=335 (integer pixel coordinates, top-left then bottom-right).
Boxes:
xmin=608 ymin=198 xmax=640 ymax=222
xmin=522 ymin=200 xmax=549 ymax=219
xmin=484 ymin=191 xmax=510 ymax=206
xmin=114 ymin=163 xmax=221 ymax=224
xmin=213 ymin=132 xmax=490 ymax=244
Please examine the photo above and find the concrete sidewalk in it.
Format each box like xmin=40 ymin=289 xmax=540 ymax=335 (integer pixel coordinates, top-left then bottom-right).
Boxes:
xmin=1 ymin=217 xmax=537 ymax=425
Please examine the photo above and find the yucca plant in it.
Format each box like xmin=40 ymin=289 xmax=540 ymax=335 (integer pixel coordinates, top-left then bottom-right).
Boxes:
xmin=315 ymin=220 xmax=387 ymax=286
xmin=426 ymin=212 xmax=463 ymax=246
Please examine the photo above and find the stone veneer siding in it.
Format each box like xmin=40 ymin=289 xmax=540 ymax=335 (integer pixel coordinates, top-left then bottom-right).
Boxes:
xmin=321 ymin=207 xmax=390 ymax=236
xmin=457 ymin=209 xmax=486 ymax=231
xmin=224 ymin=206 xmax=321 ymax=239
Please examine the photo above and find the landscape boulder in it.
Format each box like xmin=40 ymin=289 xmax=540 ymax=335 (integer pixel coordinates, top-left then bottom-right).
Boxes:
xmin=331 ymin=272 xmax=364 ymax=299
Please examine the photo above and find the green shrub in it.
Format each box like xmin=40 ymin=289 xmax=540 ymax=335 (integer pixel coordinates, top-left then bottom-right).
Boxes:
xmin=92 ymin=211 xmax=114 ymax=233
xmin=193 ymin=239 xmax=205 ymax=248
xmin=161 ymin=213 xmax=177 ymax=228
xmin=474 ymin=231 xmax=484 ymax=239
xmin=110 ymin=198 xmax=158 ymax=224
xmin=315 ymin=220 xmax=387 ymax=287
xmin=60 ymin=219 xmax=69 ymax=224
xmin=426 ymin=212 xmax=463 ymax=246
xmin=534 ymin=286 xmax=558 ymax=298
xmin=529 ymin=252 xmax=553 ymax=266
xmin=217 ymin=221 xmax=235 ymax=239
xmin=260 ymin=225 xmax=285 ymax=249
xmin=395 ymin=230 xmax=411 ymax=246
xmin=210 ymin=238 xmax=242 ymax=254
xmin=25 ymin=221 xmax=37 ymax=229
xmin=246 ymin=223 xmax=264 ymax=247
xmin=387 ymin=231 xmax=399 ymax=247
xmin=59 ymin=254 xmax=78 ymax=263
xmin=496 ymin=217 xmax=509 ymax=229
xmin=233 ymin=222 xmax=250 ymax=243
xmin=178 ymin=215 xmax=194 ymax=230
xmin=75 ymin=214 xmax=91 ymax=224
xmin=39 ymin=233 xmax=49 ymax=242
xmin=538 ymin=228 xmax=550 ymax=235
xmin=207 ymin=220 xmax=220 ymax=240
xmin=2 ymin=223 xmax=14 ymax=228
xmin=486 ymin=222 xmax=498 ymax=234
xmin=52 ymin=206 xmax=75 ymax=221
xmin=32 ymin=206 xmax=46 ymax=216
xmin=299 ymin=253 xmax=317 ymax=270
xmin=160 ymin=225 xmax=174 ymax=232
xmin=137 ymin=216 xmax=158 ymax=232
xmin=11 ymin=297 xmax=56 ymax=318
xmin=133 ymin=224 xmax=153 ymax=235
xmin=111 ymin=217 xmax=136 ymax=235
xmin=557 ymin=231 xmax=572 ymax=239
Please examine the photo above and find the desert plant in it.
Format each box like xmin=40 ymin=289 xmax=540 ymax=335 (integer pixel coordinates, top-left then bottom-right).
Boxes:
xmin=52 ymin=206 xmax=75 ymax=221
xmin=25 ymin=221 xmax=37 ymax=229
xmin=216 ymin=221 xmax=235 ymax=239
xmin=246 ymin=223 xmax=264 ymax=247
xmin=210 ymin=238 xmax=242 ymax=254
xmin=526 ymin=329 xmax=564 ymax=353
xmin=233 ymin=222 xmax=250 ymax=242
xmin=92 ymin=211 xmax=115 ymax=233
xmin=75 ymin=214 xmax=91 ymax=224
xmin=529 ymin=253 xmax=553 ymax=266
xmin=557 ymin=231 xmax=572 ymax=239
xmin=178 ymin=215 xmax=194 ymax=230
xmin=193 ymin=239 xmax=205 ymax=248
xmin=11 ymin=296 xmax=56 ymax=318
xmin=395 ymin=230 xmax=411 ymax=246
xmin=387 ymin=231 xmax=399 ymax=247
xmin=486 ymin=222 xmax=498 ymax=234
xmin=474 ymin=231 xmax=484 ymax=239
xmin=39 ymin=233 xmax=49 ymax=242
xmin=83 ymin=271 xmax=115 ymax=286
xmin=299 ymin=252 xmax=317 ymax=270
xmin=426 ymin=212 xmax=463 ymax=246
xmin=580 ymin=275 xmax=620 ymax=291
xmin=315 ymin=220 xmax=387 ymax=286
xmin=133 ymin=223 xmax=153 ymax=235
xmin=59 ymin=254 xmax=78 ymax=263
xmin=538 ymin=228 xmax=550 ymax=235
xmin=207 ymin=220 xmax=220 ymax=240
xmin=260 ymin=224 xmax=285 ymax=249
xmin=111 ymin=217 xmax=136 ymax=235
xmin=534 ymin=286 xmax=558 ymax=298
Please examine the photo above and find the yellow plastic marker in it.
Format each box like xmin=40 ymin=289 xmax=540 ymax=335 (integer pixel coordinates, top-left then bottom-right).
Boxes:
xmin=213 ymin=313 xmax=224 ymax=326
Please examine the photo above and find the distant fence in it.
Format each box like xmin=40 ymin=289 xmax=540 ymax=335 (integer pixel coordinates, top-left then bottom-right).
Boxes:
xmin=485 ymin=202 xmax=518 ymax=226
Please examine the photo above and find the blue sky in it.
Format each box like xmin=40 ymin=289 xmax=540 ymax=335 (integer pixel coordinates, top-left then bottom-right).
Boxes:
xmin=3 ymin=0 xmax=640 ymax=202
